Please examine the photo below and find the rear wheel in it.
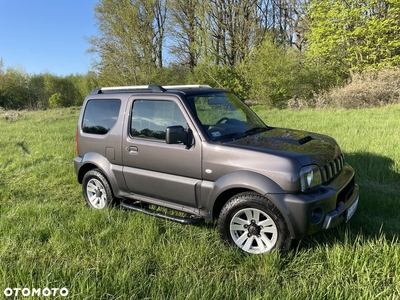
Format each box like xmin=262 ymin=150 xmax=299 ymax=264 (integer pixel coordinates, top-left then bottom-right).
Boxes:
xmin=82 ymin=169 xmax=116 ymax=209
xmin=218 ymin=192 xmax=291 ymax=254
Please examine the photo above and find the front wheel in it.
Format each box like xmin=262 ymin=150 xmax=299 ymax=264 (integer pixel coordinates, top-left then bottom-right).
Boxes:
xmin=82 ymin=169 xmax=116 ymax=209
xmin=218 ymin=192 xmax=291 ymax=254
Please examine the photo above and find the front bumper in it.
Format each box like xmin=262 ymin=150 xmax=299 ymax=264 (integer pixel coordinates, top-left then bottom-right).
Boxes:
xmin=322 ymin=190 xmax=359 ymax=230
xmin=273 ymin=164 xmax=359 ymax=239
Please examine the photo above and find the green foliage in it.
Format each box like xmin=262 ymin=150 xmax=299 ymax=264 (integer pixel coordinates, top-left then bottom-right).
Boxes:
xmin=149 ymin=65 xmax=191 ymax=86
xmin=3 ymin=0 xmax=400 ymax=110
xmin=48 ymin=93 xmax=63 ymax=108
xmin=65 ymin=72 xmax=99 ymax=106
xmin=0 ymin=68 xmax=98 ymax=110
xmin=307 ymin=0 xmax=400 ymax=72
xmin=240 ymin=39 xmax=308 ymax=107
xmin=0 ymin=67 xmax=35 ymax=110
xmin=1 ymin=106 xmax=400 ymax=298
xmin=188 ymin=63 xmax=249 ymax=99
xmin=88 ymin=0 xmax=167 ymax=86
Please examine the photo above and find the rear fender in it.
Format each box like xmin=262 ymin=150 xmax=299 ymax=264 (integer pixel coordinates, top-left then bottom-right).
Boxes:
xmin=75 ymin=152 xmax=126 ymax=197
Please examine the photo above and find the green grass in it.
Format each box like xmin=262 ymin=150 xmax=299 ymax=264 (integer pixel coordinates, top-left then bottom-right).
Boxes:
xmin=1 ymin=106 xmax=400 ymax=299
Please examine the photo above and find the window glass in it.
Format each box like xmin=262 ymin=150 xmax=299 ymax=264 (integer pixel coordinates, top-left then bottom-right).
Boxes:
xmin=131 ymin=100 xmax=186 ymax=140
xmin=82 ymin=99 xmax=121 ymax=134
xmin=186 ymin=92 xmax=266 ymax=140
xmin=193 ymin=94 xmax=247 ymax=124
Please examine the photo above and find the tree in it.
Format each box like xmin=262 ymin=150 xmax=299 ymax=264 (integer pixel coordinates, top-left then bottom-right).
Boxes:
xmin=87 ymin=0 xmax=167 ymax=85
xmin=67 ymin=72 xmax=99 ymax=106
xmin=207 ymin=0 xmax=263 ymax=66
xmin=0 ymin=67 xmax=34 ymax=110
xmin=269 ymin=0 xmax=310 ymax=51
xmin=189 ymin=63 xmax=248 ymax=99
xmin=0 ymin=58 xmax=5 ymax=108
xmin=239 ymin=38 xmax=305 ymax=107
xmin=43 ymin=73 xmax=77 ymax=108
xmin=168 ymin=0 xmax=203 ymax=70
xmin=306 ymin=0 xmax=400 ymax=73
xmin=48 ymin=92 xmax=63 ymax=108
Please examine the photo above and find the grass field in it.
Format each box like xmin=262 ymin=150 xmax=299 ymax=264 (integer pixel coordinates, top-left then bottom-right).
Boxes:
xmin=1 ymin=105 xmax=399 ymax=299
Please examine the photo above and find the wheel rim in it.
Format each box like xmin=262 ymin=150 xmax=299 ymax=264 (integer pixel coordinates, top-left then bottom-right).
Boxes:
xmin=230 ymin=208 xmax=278 ymax=254
xmin=86 ymin=178 xmax=107 ymax=209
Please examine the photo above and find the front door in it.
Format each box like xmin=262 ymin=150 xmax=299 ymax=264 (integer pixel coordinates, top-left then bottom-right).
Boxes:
xmin=122 ymin=96 xmax=202 ymax=208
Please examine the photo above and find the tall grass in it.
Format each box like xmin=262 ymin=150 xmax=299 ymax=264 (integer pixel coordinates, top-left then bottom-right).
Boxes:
xmin=1 ymin=106 xmax=399 ymax=299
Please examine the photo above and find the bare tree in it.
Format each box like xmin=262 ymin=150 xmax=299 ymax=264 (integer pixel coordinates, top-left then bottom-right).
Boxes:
xmin=168 ymin=0 xmax=202 ymax=70
xmin=207 ymin=0 xmax=260 ymax=66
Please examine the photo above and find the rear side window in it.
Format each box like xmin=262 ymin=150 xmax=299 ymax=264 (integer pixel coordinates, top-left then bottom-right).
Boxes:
xmin=82 ymin=99 xmax=121 ymax=134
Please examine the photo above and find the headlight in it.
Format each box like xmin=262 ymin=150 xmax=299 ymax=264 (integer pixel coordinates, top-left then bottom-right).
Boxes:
xmin=299 ymin=165 xmax=322 ymax=192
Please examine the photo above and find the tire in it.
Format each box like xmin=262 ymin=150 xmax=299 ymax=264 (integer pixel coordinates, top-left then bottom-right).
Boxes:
xmin=218 ymin=192 xmax=291 ymax=254
xmin=82 ymin=169 xmax=116 ymax=209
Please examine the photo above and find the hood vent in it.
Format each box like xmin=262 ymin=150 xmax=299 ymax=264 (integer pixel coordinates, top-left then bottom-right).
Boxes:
xmin=298 ymin=136 xmax=313 ymax=145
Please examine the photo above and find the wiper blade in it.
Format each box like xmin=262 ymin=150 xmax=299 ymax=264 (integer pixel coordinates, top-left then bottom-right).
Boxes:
xmin=212 ymin=127 xmax=268 ymax=141
xmin=221 ymin=132 xmax=246 ymax=139
xmin=244 ymin=127 xmax=268 ymax=134
xmin=211 ymin=131 xmax=246 ymax=141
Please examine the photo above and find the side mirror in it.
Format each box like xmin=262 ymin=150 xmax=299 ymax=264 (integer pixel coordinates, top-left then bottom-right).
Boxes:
xmin=166 ymin=126 xmax=188 ymax=144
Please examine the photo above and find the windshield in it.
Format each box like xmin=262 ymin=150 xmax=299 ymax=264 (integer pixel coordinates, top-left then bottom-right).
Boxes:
xmin=186 ymin=92 xmax=267 ymax=140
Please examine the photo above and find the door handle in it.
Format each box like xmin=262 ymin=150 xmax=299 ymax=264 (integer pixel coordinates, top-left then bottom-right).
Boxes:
xmin=127 ymin=146 xmax=138 ymax=155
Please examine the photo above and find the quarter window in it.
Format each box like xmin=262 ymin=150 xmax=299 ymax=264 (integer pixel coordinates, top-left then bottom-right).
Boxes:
xmin=82 ymin=99 xmax=121 ymax=134
xmin=131 ymin=100 xmax=186 ymax=140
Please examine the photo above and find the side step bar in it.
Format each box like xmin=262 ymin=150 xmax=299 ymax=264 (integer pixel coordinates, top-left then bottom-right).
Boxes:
xmin=120 ymin=201 xmax=205 ymax=225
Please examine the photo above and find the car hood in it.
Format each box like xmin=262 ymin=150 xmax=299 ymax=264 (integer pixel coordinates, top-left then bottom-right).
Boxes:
xmin=225 ymin=127 xmax=342 ymax=166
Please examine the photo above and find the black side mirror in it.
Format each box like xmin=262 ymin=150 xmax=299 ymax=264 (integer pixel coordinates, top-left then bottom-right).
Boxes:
xmin=166 ymin=126 xmax=188 ymax=144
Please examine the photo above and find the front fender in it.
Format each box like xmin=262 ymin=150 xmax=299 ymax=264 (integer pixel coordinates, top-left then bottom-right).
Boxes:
xmin=200 ymin=170 xmax=290 ymax=219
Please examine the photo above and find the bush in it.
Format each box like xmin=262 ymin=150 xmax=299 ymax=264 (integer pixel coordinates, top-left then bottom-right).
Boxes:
xmin=311 ymin=68 xmax=400 ymax=109
xmin=239 ymin=39 xmax=342 ymax=108
xmin=238 ymin=39 xmax=299 ymax=107
xmin=48 ymin=93 xmax=63 ymax=108
xmin=150 ymin=65 xmax=191 ymax=86
xmin=188 ymin=64 xmax=248 ymax=100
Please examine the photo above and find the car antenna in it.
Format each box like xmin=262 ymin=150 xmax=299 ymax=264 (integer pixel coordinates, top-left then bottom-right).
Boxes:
xmin=200 ymin=67 xmax=224 ymax=89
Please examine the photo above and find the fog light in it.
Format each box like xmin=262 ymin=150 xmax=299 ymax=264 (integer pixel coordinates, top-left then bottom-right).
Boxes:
xmin=310 ymin=207 xmax=323 ymax=223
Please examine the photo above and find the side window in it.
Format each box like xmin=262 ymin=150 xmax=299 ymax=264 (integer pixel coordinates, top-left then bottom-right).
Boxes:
xmin=82 ymin=99 xmax=121 ymax=134
xmin=130 ymin=100 xmax=186 ymax=140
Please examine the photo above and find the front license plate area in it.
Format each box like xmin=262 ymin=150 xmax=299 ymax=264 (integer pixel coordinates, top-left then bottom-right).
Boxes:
xmin=345 ymin=195 xmax=359 ymax=222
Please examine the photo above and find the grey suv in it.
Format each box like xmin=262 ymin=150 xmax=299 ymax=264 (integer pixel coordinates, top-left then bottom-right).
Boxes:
xmin=74 ymin=85 xmax=359 ymax=254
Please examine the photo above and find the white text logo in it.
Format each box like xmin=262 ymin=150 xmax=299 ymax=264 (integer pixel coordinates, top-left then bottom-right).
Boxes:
xmin=4 ymin=287 xmax=69 ymax=297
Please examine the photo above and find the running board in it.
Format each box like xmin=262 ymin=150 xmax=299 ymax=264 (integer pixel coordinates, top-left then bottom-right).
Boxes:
xmin=120 ymin=201 xmax=205 ymax=225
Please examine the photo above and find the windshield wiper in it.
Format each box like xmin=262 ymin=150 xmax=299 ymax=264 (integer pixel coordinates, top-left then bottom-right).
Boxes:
xmin=212 ymin=127 xmax=268 ymax=141
xmin=222 ymin=132 xmax=246 ymax=140
xmin=211 ymin=131 xmax=246 ymax=141
xmin=244 ymin=127 xmax=268 ymax=135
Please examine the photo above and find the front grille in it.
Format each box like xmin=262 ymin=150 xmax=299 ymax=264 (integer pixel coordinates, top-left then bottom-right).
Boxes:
xmin=320 ymin=153 xmax=344 ymax=183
